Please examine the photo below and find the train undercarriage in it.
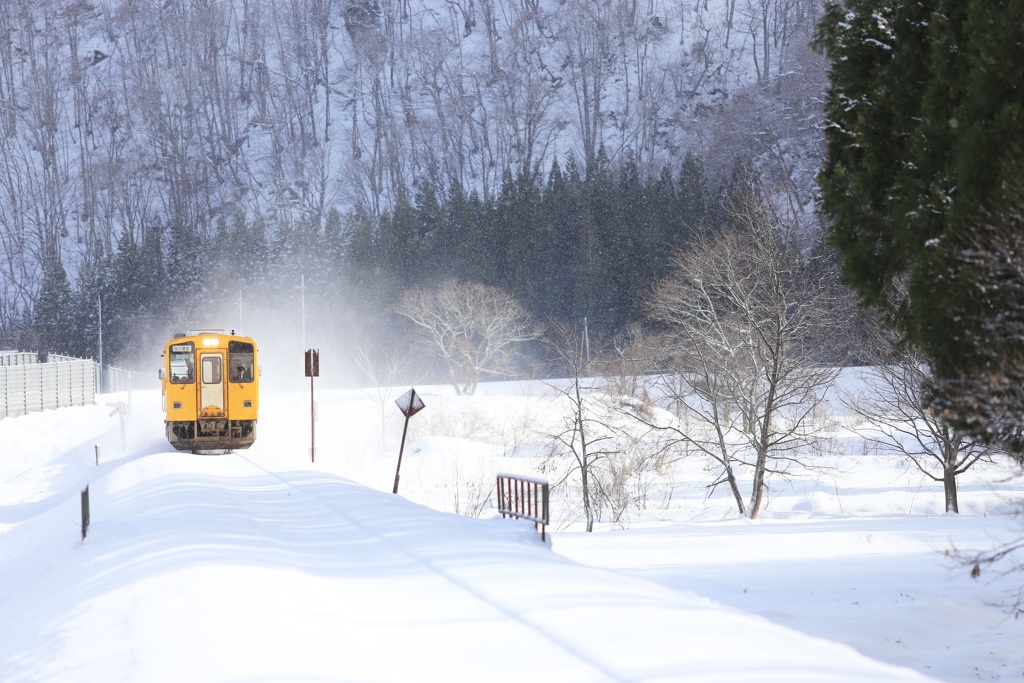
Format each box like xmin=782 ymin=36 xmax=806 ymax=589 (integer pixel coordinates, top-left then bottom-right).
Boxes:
xmin=166 ymin=419 xmax=256 ymax=453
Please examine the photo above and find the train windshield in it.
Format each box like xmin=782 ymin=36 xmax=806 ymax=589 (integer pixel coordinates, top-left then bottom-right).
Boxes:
xmin=168 ymin=342 xmax=195 ymax=384
xmin=229 ymin=340 xmax=255 ymax=383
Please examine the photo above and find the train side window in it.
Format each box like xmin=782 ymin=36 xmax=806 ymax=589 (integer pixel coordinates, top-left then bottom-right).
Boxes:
xmin=202 ymin=356 xmax=222 ymax=384
xmin=168 ymin=342 xmax=195 ymax=384
xmin=229 ymin=340 xmax=255 ymax=383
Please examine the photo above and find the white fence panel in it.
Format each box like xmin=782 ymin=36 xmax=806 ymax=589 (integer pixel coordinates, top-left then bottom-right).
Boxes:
xmin=0 ymin=356 xmax=101 ymax=419
xmin=106 ymin=366 xmax=158 ymax=393
xmin=0 ymin=352 xmax=36 ymax=366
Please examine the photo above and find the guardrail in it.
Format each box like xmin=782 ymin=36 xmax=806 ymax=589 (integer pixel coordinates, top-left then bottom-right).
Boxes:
xmin=496 ymin=473 xmax=550 ymax=541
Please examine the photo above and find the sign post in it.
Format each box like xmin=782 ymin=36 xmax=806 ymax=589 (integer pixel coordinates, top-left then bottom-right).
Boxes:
xmin=81 ymin=485 xmax=90 ymax=541
xmin=305 ymin=349 xmax=319 ymax=462
xmin=393 ymin=388 xmax=425 ymax=494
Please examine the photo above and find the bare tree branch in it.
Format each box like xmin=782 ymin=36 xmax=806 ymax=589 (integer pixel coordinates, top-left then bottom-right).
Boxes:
xmin=645 ymin=181 xmax=847 ymax=518
xmin=393 ymin=279 xmax=542 ymax=395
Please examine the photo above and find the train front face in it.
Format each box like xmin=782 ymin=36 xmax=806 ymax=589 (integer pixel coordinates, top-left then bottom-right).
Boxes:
xmin=161 ymin=333 xmax=259 ymax=453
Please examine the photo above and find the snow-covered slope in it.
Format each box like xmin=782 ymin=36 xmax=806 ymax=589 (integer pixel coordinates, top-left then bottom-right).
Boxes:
xmin=1 ymin=386 xmax=1021 ymax=681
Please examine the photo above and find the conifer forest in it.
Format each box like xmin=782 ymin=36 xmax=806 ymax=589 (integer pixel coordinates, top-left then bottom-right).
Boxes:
xmin=0 ymin=0 xmax=827 ymax=370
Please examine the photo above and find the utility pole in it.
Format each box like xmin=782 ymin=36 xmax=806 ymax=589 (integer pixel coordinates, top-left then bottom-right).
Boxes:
xmin=300 ymin=274 xmax=306 ymax=353
xmin=97 ymin=297 xmax=104 ymax=392
xmin=581 ymin=316 xmax=590 ymax=365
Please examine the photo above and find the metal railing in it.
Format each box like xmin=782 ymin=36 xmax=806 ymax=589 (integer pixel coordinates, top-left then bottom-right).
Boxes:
xmin=496 ymin=473 xmax=550 ymax=541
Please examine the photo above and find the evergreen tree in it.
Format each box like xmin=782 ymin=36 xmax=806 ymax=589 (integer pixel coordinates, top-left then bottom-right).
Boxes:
xmin=816 ymin=0 xmax=1024 ymax=456
xmin=103 ymin=228 xmax=142 ymax=360
xmin=167 ymin=219 xmax=204 ymax=323
xmin=208 ymin=216 xmax=236 ymax=292
xmin=313 ymin=208 xmax=354 ymax=333
xmin=676 ymin=152 xmax=710 ymax=243
xmin=412 ymin=180 xmax=445 ymax=283
xmin=380 ymin=191 xmax=420 ymax=292
xmin=99 ymin=224 xmax=168 ymax=362
xmin=610 ymin=155 xmax=648 ymax=329
xmin=68 ymin=260 xmax=104 ymax=360
xmin=491 ymin=167 xmax=544 ymax=306
xmin=35 ymin=251 xmax=75 ymax=356
xmin=587 ymin=146 xmax=619 ymax=332
xmin=540 ymin=157 xmax=578 ymax=322
xmin=562 ymin=156 xmax=599 ymax=327
xmin=644 ymin=166 xmax=678 ymax=289
xmin=241 ymin=216 xmax=271 ymax=296
xmin=347 ymin=204 xmax=379 ymax=292
xmin=140 ymin=223 xmax=169 ymax=315
xmin=438 ymin=180 xmax=488 ymax=285
xmin=345 ymin=204 xmax=396 ymax=334
xmin=322 ymin=208 xmax=348 ymax=286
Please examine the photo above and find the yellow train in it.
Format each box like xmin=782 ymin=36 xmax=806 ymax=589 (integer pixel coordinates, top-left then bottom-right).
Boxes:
xmin=160 ymin=330 xmax=259 ymax=452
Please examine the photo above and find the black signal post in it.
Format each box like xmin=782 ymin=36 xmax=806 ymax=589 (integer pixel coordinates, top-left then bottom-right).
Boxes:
xmin=305 ymin=349 xmax=319 ymax=462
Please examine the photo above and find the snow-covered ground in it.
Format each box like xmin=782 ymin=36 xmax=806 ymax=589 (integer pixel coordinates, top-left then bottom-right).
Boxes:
xmin=1 ymin=382 xmax=1022 ymax=682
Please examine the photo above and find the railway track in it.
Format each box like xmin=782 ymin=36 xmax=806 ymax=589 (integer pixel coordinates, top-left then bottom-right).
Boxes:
xmin=230 ymin=451 xmax=629 ymax=682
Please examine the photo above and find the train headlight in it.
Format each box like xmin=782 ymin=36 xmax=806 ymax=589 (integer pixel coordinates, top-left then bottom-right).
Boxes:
xmin=202 ymin=337 xmax=220 ymax=347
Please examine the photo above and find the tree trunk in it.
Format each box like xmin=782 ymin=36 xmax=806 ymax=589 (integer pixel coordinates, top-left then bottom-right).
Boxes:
xmin=943 ymin=462 xmax=959 ymax=514
xmin=748 ymin=379 xmax=778 ymax=519
xmin=724 ymin=462 xmax=745 ymax=515
xmin=747 ymin=444 xmax=769 ymax=519
xmin=575 ymin=377 xmax=595 ymax=532
xmin=581 ymin=447 xmax=594 ymax=532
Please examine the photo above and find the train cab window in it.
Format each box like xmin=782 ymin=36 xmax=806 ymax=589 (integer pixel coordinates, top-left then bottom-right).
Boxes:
xmin=202 ymin=356 xmax=223 ymax=384
xmin=168 ymin=342 xmax=195 ymax=384
xmin=229 ymin=340 xmax=255 ymax=383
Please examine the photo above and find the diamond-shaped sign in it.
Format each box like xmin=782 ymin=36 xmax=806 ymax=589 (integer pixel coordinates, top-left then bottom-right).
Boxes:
xmin=395 ymin=388 xmax=425 ymax=418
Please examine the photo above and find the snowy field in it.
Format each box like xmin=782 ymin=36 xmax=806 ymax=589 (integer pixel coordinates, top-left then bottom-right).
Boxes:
xmin=1 ymin=380 xmax=1022 ymax=682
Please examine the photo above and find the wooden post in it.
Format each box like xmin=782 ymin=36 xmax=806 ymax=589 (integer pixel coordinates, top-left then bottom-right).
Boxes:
xmin=81 ymin=485 xmax=90 ymax=541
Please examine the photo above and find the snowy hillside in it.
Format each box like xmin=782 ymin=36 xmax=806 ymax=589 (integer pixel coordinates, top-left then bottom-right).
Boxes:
xmin=0 ymin=0 xmax=825 ymax=301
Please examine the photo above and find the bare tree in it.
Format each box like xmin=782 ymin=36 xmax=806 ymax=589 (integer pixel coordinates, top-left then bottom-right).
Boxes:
xmin=0 ymin=1 xmax=76 ymax=331
xmin=538 ymin=320 xmax=678 ymax=531
xmin=738 ymin=0 xmax=818 ymax=85
xmin=540 ymin=320 xmax=624 ymax=532
xmin=704 ymin=33 xmax=826 ymax=219
xmin=352 ymin=339 xmax=420 ymax=456
xmin=844 ymin=330 xmax=1000 ymax=514
xmin=553 ymin=0 xmax=614 ymax=172
xmin=477 ymin=0 xmax=559 ymax=183
xmin=953 ymin=525 xmax=1024 ymax=617
xmin=392 ymin=279 xmax=542 ymax=395
xmin=645 ymin=183 xmax=846 ymax=518
xmin=266 ymin=0 xmax=340 ymax=225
